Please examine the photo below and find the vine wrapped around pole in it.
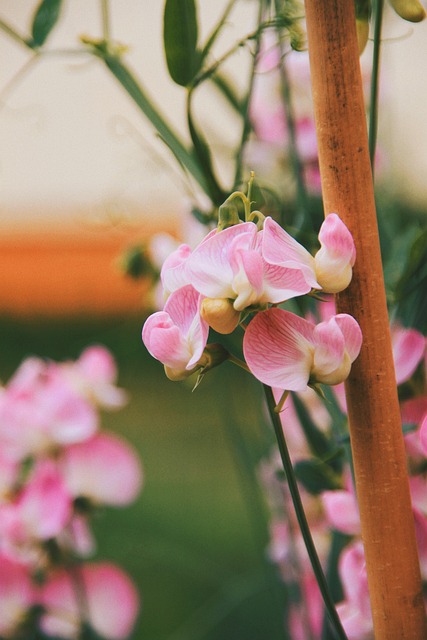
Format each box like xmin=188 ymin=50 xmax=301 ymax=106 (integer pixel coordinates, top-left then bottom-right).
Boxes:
xmin=303 ymin=1 xmax=427 ymax=637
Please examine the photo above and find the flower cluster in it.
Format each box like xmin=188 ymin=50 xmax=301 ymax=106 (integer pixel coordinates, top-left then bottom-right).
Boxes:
xmin=142 ymin=191 xmax=361 ymax=393
xmin=262 ymin=316 xmax=426 ymax=639
xmin=0 ymin=346 xmax=142 ymax=639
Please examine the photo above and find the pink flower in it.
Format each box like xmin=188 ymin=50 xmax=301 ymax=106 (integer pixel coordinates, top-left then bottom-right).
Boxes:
xmin=63 ymin=346 xmax=128 ymax=410
xmin=0 ymin=554 xmax=35 ymax=636
xmin=262 ymin=214 xmax=356 ymax=294
xmin=142 ymin=284 xmax=209 ymax=380
xmin=60 ymin=432 xmax=142 ymax=506
xmin=243 ymin=308 xmax=362 ymax=391
xmin=391 ymin=325 xmax=425 ymax=385
xmin=39 ymin=562 xmax=139 ymax=640
xmin=0 ymin=460 xmax=72 ymax=561
xmin=185 ymin=221 xmax=311 ymax=313
xmin=322 ymin=487 xmax=361 ymax=536
xmin=336 ymin=541 xmax=373 ymax=639
xmin=160 ymin=243 xmax=193 ymax=296
xmin=0 ymin=358 xmax=98 ymax=460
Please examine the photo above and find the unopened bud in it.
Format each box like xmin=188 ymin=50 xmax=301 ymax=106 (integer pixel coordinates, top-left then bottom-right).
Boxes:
xmin=199 ymin=343 xmax=229 ymax=371
xmin=201 ymin=298 xmax=240 ymax=334
xmin=217 ymin=202 xmax=241 ymax=231
xmin=356 ymin=19 xmax=370 ymax=54
xmin=388 ymin=0 xmax=426 ymax=22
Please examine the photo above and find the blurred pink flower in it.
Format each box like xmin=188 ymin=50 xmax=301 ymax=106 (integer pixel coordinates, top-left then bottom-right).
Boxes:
xmin=0 ymin=358 xmax=98 ymax=460
xmin=63 ymin=346 xmax=128 ymax=410
xmin=244 ymin=308 xmax=362 ymax=391
xmin=61 ymin=432 xmax=142 ymax=506
xmin=336 ymin=541 xmax=373 ymax=640
xmin=322 ymin=486 xmax=361 ymax=536
xmin=391 ymin=326 xmax=425 ymax=385
xmin=142 ymin=284 xmax=209 ymax=380
xmin=0 ymin=553 xmax=35 ymax=637
xmin=0 ymin=460 xmax=72 ymax=561
xmin=39 ymin=562 xmax=139 ymax=640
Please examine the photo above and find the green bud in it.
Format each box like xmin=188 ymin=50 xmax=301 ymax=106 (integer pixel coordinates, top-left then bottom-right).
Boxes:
xmin=217 ymin=201 xmax=241 ymax=231
xmin=388 ymin=0 xmax=426 ymax=22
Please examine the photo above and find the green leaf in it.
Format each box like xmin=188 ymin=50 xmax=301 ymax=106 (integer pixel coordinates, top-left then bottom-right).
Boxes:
xmin=292 ymin=392 xmax=338 ymax=463
xmin=93 ymin=51 xmax=209 ymax=194
xmin=163 ymin=0 xmax=201 ymax=86
xmin=294 ymin=459 xmax=342 ymax=495
xmin=31 ymin=0 xmax=63 ymax=47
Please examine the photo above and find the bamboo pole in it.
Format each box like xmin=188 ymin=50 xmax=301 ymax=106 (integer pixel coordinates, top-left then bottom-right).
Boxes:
xmin=303 ymin=1 xmax=427 ymax=637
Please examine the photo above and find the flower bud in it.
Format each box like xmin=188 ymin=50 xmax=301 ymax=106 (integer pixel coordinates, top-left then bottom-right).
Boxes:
xmin=389 ymin=0 xmax=426 ymax=22
xmin=217 ymin=202 xmax=241 ymax=231
xmin=356 ymin=18 xmax=370 ymax=55
xmin=201 ymin=298 xmax=240 ymax=334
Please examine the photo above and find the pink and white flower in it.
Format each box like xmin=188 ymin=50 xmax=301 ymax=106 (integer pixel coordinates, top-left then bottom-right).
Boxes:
xmin=142 ymin=284 xmax=209 ymax=380
xmin=60 ymin=432 xmax=142 ymax=507
xmin=0 ymin=554 xmax=35 ymax=637
xmin=262 ymin=214 xmax=356 ymax=294
xmin=243 ymin=308 xmax=362 ymax=391
xmin=185 ymin=221 xmax=312 ymax=314
xmin=336 ymin=541 xmax=373 ymax=639
xmin=39 ymin=562 xmax=139 ymax=640
xmin=62 ymin=346 xmax=128 ymax=410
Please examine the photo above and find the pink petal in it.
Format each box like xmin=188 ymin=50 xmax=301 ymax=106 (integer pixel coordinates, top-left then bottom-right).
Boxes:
xmin=160 ymin=243 xmax=192 ymax=294
xmin=61 ymin=433 xmax=142 ymax=506
xmin=262 ymin=217 xmax=319 ymax=289
xmin=0 ymin=554 xmax=35 ymax=636
xmin=313 ymin=318 xmax=346 ymax=376
xmin=334 ymin=314 xmax=363 ymax=362
xmin=243 ymin=308 xmax=314 ymax=391
xmin=187 ymin=223 xmax=256 ymax=299
xmin=142 ymin=312 xmax=192 ymax=369
xmin=392 ymin=326 xmax=425 ymax=385
xmin=318 ymin=214 xmax=356 ymax=266
xmin=18 ymin=460 xmax=72 ymax=540
xmin=262 ymin=260 xmax=312 ymax=302
xmin=40 ymin=563 xmax=139 ymax=640
xmin=322 ymin=490 xmax=361 ymax=535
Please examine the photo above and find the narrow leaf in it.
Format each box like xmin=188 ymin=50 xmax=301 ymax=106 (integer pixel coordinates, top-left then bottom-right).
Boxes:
xmin=294 ymin=459 xmax=342 ymax=495
xmin=31 ymin=0 xmax=63 ymax=47
xmin=163 ymin=0 xmax=201 ymax=86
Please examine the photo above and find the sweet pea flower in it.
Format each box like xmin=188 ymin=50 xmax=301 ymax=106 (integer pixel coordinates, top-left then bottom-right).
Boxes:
xmin=0 ymin=460 xmax=72 ymax=562
xmin=142 ymin=284 xmax=209 ymax=380
xmin=0 ymin=554 xmax=35 ymax=637
xmin=262 ymin=214 xmax=356 ymax=294
xmin=0 ymin=358 xmax=98 ymax=461
xmin=60 ymin=432 xmax=142 ymax=506
xmin=185 ymin=221 xmax=312 ymax=320
xmin=391 ymin=325 xmax=425 ymax=385
xmin=39 ymin=562 xmax=139 ymax=640
xmin=243 ymin=308 xmax=362 ymax=391
xmin=336 ymin=541 xmax=373 ymax=640
xmin=62 ymin=346 xmax=128 ymax=410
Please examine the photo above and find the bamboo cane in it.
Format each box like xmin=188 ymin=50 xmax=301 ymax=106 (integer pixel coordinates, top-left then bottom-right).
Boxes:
xmin=303 ymin=1 xmax=427 ymax=637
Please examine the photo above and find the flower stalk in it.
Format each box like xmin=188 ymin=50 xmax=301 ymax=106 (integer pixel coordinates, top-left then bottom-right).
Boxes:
xmin=303 ymin=0 xmax=427 ymax=637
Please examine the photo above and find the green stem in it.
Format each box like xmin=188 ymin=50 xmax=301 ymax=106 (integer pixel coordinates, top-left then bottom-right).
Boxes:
xmin=263 ymin=385 xmax=348 ymax=640
xmin=100 ymin=0 xmax=111 ymax=41
xmin=275 ymin=32 xmax=310 ymax=229
xmin=368 ymin=0 xmax=384 ymax=173
xmin=0 ymin=18 xmax=32 ymax=49
xmin=86 ymin=45 xmax=210 ymax=195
